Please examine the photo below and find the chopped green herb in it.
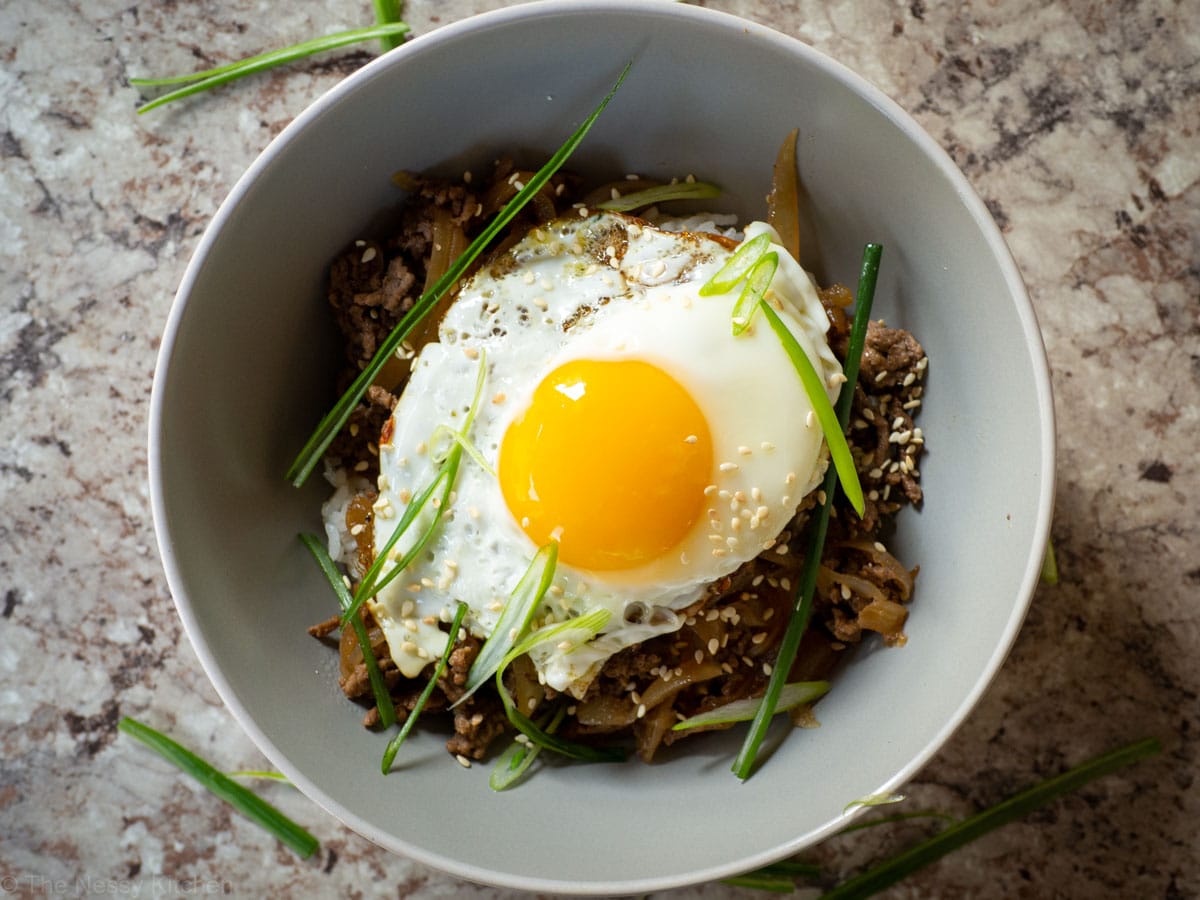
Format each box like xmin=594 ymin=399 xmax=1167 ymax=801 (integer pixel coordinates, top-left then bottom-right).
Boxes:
xmin=490 ymin=702 xmax=567 ymax=791
xmin=698 ymin=232 xmax=772 ymax=296
xmin=1041 ymin=538 xmax=1058 ymax=585
xmin=285 ymin=62 xmax=633 ymax=487
xmin=731 ymin=251 xmax=778 ymax=336
xmin=493 ymin=607 xmax=625 ymax=762
xmin=299 ymin=532 xmax=396 ymax=728
xmin=381 ymin=601 xmax=469 ymax=773
xmin=672 ymin=681 xmax=829 ymax=731
xmin=226 ymin=770 xmax=292 ymax=783
xmin=732 ymin=243 xmax=881 ymax=781
xmin=131 ymin=23 xmax=412 ymax=114
xmin=118 ymin=717 xmax=319 ymax=858
xmin=818 ymin=737 xmax=1161 ymax=899
xmin=758 ymin=300 xmax=864 ymax=517
xmin=843 ymin=793 xmax=906 ymax=814
xmin=596 ymin=180 xmax=720 ymax=212
xmin=371 ymin=0 xmax=407 ymax=51
xmin=458 ymin=542 xmax=559 ymax=704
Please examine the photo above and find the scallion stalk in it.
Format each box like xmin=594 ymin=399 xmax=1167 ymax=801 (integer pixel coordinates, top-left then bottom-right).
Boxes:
xmin=699 ymin=232 xmax=772 ymax=296
xmin=131 ymin=23 xmax=412 ymax=113
xmin=818 ymin=737 xmax=1161 ymax=899
xmin=672 ymin=681 xmax=829 ymax=732
xmin=118 ymin=717 xmax=319 ymax=858
xmin=299 ymin=532 xmax=396 ymax=729
xmin=371 ymin=0 xmax=407 ymax=51
xmin=381 ymin=601 xmax=469 ymax=773
xmin=458 ymin=543 xmax=559 ymax=704
xmin=731 ymin=251 xmax=778 ymax=336
xmin=1041 ymin=539 xmax=1059 ymax=585
xmin=489 ymin=705 xmax=566 ymax=791
xmin=285 ymin=62 xmax=633 ymax=487
xmin=596 ymin=180 xmax=720 ymax=212
xmin=731 ymin=243 xmax=881 ymax=781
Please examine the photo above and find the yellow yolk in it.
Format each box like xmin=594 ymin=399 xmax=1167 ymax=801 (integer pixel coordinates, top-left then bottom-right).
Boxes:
xmin=499 ymin=359 xmax=713 ymax=571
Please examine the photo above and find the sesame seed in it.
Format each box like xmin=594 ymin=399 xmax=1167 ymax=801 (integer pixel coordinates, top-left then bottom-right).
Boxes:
xmin=828 ymin=372 xmax=848 ymax=387
xmin=763 ymin=662 xmax=773 ymax=675
xmin=805 ymin=411 xmax=815 ymax=429
xmin=400 ymin=640 xmax=418 ymax=655
xmin=892 ymin=416 xmax=905 ymax=430
xmin=869 ymin=467 xmax=884 ymax=479
xmin=712 ymin=548 xmax=728 ymax=558
xmin=752 ymin=575 xmax=764 ymax=587
xmin=398 ymin=489 xmax=411 ymax=503
xmin=785 ymin=472 xmax=797 ymax=486
xmin=841 ymin=583 xmax=852 ymax=600
xmin=456 ymin=754 xmax=472 ymax=768
xmin=874 ymin=541 xmax=887 ymax=552
xmin=415 ymin=442 xmax=427 ymax=455
xmin=874 ymin=370 xmax=888 ymax=383
xmin=720 ymin=462 xmax=739 ymax=473
xmin=636 ymin=704 xmax=646 ymax=719
xmin=721 ymin=662 xmax=734 ymax=674
xmin=430 ymin=497 xmax=441 ymax=509
xmin=349 ymin=523 xmax=365 ymax=536
xmin=694 ymin=649 xmax=704 ymax=664
xmin=752 ymin=632 xmax=768 ymax=645
xmin=708 ymin=534 xmax=725 ymax=545
xmin=557 ymin=640 xmax=573 ymax=651
xmin=353 ymin=460 xmax=369 ymax=472
xmin=817 ymin=490 xmax=828 ymax=505
xmin=361 ymin=247 xmax=377 ymax=263
xmin=780 ymin=577 xmax=791 ymax=591
xmin=916 ymin=356 xmax=928 ymax=372
xmin=684 ymin=434 xmax=698 ymax=444
xmin=726 ymin=536 xmax=739 ymax=549
xmin=349 ymin=423 xmax=359 ymax=437
xmin=903 ymin=371 xmax=916 ymax=387
xmin=763 ymin=607 xmax=775 ymax=621
xmin=775 ymin=544 xmax=789 ymax=556
xmin=868 ymin=490 xmax=880 ymax=501
xmin=680 ymin=551 xmax=690 ymax=564
xmin=703 ymin=484 xmax=718 ymax=496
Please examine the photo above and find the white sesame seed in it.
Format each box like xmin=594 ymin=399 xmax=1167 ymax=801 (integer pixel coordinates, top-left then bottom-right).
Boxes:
xmin=874 ymin=541 xmax=887 ymax=552
xmin=805 ymin=410 xmax=815 ymax=429
xmin=719 ymin=462 xmax=739 ymax=473
xmin=875 ymin=370 xmax=888 ymax=383
xmin=684 ymin=434 xmax=698 ymax=444
xmin=456 ymin=754 xmax=472 ymax=768
xmin=636 ymin=704 xmax=646 ymax=719
xmin=725 ymin=536 xmax=739 ymax=549
xmin=828 ymin=372 xmax=848 ymax=387
xmin=349 ymin=523 xmax=365 ymax=536
xmin=712 ymin=548 xmax=729 ymax=558
xmin=360 ymin=247 xmax=377 ymax=263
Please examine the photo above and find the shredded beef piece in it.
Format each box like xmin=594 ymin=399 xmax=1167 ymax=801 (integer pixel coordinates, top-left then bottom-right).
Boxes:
xmin=307 ymin=615 xmax=340 ymax=639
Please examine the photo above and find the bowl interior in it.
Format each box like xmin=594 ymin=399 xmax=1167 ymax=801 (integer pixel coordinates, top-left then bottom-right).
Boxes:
xmin=150 ymin=1 xmax=1053 ymax=893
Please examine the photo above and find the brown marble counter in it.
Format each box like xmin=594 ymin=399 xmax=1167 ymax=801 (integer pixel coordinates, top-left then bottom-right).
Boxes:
xmin=1 ymin=0 xmax=1196 ymax=897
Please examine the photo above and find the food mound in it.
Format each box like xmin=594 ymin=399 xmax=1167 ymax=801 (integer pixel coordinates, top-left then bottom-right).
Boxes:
xmin=310 ymin=161 xmax=926 ymax=767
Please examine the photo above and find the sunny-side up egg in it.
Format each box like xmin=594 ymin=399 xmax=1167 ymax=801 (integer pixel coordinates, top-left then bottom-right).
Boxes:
xmin=368 ymin=211 xmax=842 ymax=696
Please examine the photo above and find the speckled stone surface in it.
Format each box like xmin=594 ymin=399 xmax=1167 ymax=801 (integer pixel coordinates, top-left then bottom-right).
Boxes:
xmin=2 ymin=0 xmax=1197 ymax=897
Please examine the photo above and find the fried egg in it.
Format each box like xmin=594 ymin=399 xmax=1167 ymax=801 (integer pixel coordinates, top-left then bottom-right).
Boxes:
xmin=368 ymin=212 xmax=842 ymax=695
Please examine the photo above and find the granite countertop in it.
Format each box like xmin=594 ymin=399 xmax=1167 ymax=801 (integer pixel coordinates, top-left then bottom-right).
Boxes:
xmin=2 ymin=0 xmax=1196 ymax=897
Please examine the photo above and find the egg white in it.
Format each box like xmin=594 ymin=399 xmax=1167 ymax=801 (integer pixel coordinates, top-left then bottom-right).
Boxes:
xmin=367 ymin=212 xmax=842 ymax=695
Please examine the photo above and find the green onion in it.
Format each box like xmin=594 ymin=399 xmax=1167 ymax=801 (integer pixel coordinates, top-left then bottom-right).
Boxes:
xmin=299 ymin=532 xmax=396 ymax=729
xmin=458 ymin=542 xmax=559 ymax=704
xmin=672 ymin=681 xmax=829 ymax=731
xmin=724 ymin=861 xmax=822 ymax=892
xmin=372 ymin=0 xmax=407 ymax=51
xmin=698 ymin=232 xmax=772 ymax=296
xmin=118 ymin=717 xmax=319 ymax=858
xmin=731 ymin=251 xmax=779 ymax=336
xmin=493 ymin=608 xmax=625 ymax=762
xmin=835 ymin=810 xmax=955 ymax=836
xmin=429 ymin=423 xmax=497 ymax=477
xmin=345 ymin=354 xmax=487 ymax=623
xmin=131 ymin=23 xmax=412 ymax=114
xmin=818 ymin=737 xmax=1161 ymax=899
xmin=759 ymin=300 xmax=864 ymax=517
xmin=381 ymin=601 xmax=469 ymax=773
xmin=843 ymin=792 xmax=906 ymax=814
xmin=732 ymin=243 xmax=881 ymax=781
xmin=285 ymin=62 xmax=633 ymax=487
xmin=490 ymin=705 xmax=566 ymax=791
xmin=596 ymin=180 xmax=721 ymax=212
xmin=226 ymin=770 xmax=292 ymax=782
xmin=1041 ymin=538 xmax=1059 ymax=585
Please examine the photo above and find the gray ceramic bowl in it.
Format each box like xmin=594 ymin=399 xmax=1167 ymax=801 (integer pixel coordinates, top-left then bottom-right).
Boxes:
xmin=149 ymin=1 xmax=1054 ymax=893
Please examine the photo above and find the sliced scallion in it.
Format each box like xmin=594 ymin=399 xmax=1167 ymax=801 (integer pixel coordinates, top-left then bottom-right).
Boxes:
xmin=489 ymin=705 xmax=566 ymax=791
xmin=493 ymin=607 xmax=625 ymax=763
xmin=381 ymin=601 xmax=469 ymax=773
xmin=118 ymin=717 xmax=319 ymax=858
xmin=457 ymin=542 xmax=559 ymax=704
xmin=285 ymin=62 xmax=633 ymax=487
xmin=1041 ymin=538 xmax=1059 ymax=585
xmin=731 ymin=250 xmax=778 ymax=336
xmin=226 ymin=770 xmax=292 ymax=782
xmin=299 ymin=532 xmax=396 ymax=729
xmin=131 ymin=23 xmax=412 ymax=113
xmin=698 ymin=232 xmax=772 ymax=296
xmin=818 ymin=737 xmax=1161 ymax=899
xmin=843 ymin=792 xmax=906 ymax=814
xmin=672 ymin=681 xmax=829 ymax=732
xmin=596 ymin=180 xmax=720 ymax=212
xmin=732 ymin=243 xmax=881 ymax=781
xmin=371 ymin=0 xmax=407 ymax=51
xmin=758 ymin=300 xmax=864 ymax=517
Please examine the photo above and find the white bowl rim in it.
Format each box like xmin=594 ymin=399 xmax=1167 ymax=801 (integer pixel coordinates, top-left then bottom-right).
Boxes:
xmin=148 ymin=0 xmax=1056 ymax=893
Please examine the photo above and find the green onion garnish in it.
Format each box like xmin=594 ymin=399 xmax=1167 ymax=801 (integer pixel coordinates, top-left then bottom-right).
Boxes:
xmin=723 ymin=861 xmax=822 ymax=892
xmin=1041 ymin=538 xmax=1058 ymax=585
xmin=731 ymin=250 xmax=779 ymax=336
xmin=698 ymin=232 xmax=772 ymax=296
xmin=118 ymin=717 xmax=319 ymax=858
xmin=371 ymin=0 xmax=407 ymax=51
xmin=344 ymin=354 xmax=488 ymax=624
xmin=381 ymin=600 xmax=469 ymax=773
xmin=226 ymin=770 xmax=292 ymax=782
xmin=493 ymin=607 xmax=625 ymax=762
xmin=672 ymin=681 xmax=829 ymax=732
xmin=458 ymin=542 xmax=559 ymax=704
xmin=285 ymin=62 xmax=633 ymax=487
xmin=818 ymin=737 xmax=1161 ymax=899
xmin=596 ymin=180 xmax=721 ymax=212
xmin=489 ymin=704 xmax=567 ymax=791
xmin=843 ymin=792 xmax=906 ymax=814
xmin=758 ymin=299 xmax=865 ymax=517
xmin=731 ymin=243 xmax=881 ymax=781
xmin=299 ymin=532 xmax=396 ymax=729
xmin=131 ymin=23 xmax=412 ymax=114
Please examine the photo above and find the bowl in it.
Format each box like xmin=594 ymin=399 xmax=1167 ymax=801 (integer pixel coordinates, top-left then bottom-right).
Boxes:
xmin=148 ymin=1 xmax=1054 ymax=893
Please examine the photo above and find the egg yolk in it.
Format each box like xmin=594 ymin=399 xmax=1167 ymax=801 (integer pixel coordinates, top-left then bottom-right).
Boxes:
xmin=500 ymin=359 xmax=713 ymax=571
